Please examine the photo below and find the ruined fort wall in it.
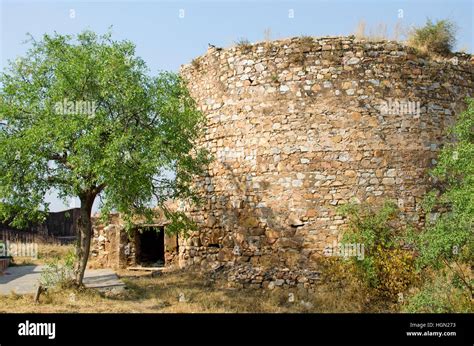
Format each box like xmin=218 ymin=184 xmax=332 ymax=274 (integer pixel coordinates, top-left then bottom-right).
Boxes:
xmin=177 ymin=36 xmax=473 ymax=287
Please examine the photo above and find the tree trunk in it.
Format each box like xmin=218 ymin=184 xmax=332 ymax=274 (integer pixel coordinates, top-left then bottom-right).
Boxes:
xmin=74 ymin=194 xmax=95 ymax=286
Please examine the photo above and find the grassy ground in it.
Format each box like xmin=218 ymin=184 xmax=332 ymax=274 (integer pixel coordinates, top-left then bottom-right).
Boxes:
xmin=10 ymin=243 xmax=74 ymax=266
xmin=0 ymin=269 xmax=380 ymax=313
xmin=1 ymin=244 xmax=394 ymax=313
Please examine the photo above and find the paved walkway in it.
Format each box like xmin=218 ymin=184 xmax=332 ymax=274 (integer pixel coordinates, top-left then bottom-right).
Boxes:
xmin=0 ymin=266 xmax=124 ymax=295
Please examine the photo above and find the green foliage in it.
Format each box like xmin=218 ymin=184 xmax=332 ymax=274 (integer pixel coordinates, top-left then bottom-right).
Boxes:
xmin=416 ymin=98 xmax=473 ymax=272
xmin=0 ymin=203 xmax=46 ymax=229
xmin=404 ymin=269 xmax=472 ymax=313
xmin=0 ymin=30 xmax=210 ymax=228
xmin=40 ymin=250 xmax=75 ymax=288
xmin=338 ymin=200 xmax=398 ymax=250
xmin=338 ymin=201 xmax=417 ymax=299
xmin=408 ymin=19 xmax=456 ymax=55
xmin=403 ymin=98 xmax=474 ymax=309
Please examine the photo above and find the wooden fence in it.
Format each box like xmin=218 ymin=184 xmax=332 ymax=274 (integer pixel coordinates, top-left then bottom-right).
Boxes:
xmin=0 ymin=228 xmax=75 ymax=245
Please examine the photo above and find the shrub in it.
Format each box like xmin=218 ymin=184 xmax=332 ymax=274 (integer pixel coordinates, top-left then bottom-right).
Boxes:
xmin=299 ymin=35 xmax=314 ymax=45
xmin=404 ymin=269 xmax=472 ymax=313
xmin=40 ymin=250 xmax=75 ymax=289
xmin=235 ymin=38 xmax=252 ymax=52
xmin=417 ymin=98 xmax=473 ymax=275
xmin=405 ymin=97 xmax=474 ymax=308
xmin=191 ymin=58 xmax=200 ymax=69
xmin=338 ymin=200 xmax=417 ymax=300
xmin=374 ymin=246 xmax=417 ymax=298
xmin=407 ymin=19 xmax=456 ymax=55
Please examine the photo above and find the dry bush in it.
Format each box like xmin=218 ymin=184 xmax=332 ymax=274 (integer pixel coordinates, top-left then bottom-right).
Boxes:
xmin=369 ymin=23 xmax=388 ymax=41
xmin=263 ymin=28 xmax=272 ymax=42
xmin=235 ymin=38 xmax=252 ymax=52
xmin=407 ymin=19 xmax=456 ymax=55
xmin=354 ymin=19 xmax=409 ymax=42
xmin=354 ymin=19 xmax=366 ymax=39
xmin=191 ymin=58 xmax=201 ymax=69
xmin=392 ymin=20 xmax=409 ymax=41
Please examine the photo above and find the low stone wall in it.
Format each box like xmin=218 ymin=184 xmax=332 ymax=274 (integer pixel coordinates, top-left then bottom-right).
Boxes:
xmin=209 ymin=263 xmax=321 ymax=289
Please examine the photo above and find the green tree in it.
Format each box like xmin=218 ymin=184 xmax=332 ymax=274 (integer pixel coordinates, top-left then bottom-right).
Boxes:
xmin=0 ymin=31 xmax=209 ymax=286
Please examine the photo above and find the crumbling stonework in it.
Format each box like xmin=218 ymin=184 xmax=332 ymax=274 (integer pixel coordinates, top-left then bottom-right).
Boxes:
xmin=90 ymin=214 xmax=133 ymax=269
xmin=90 ymin=36 xmax=473 ymax=288
xmin=177 ymin=36 xmax=474 ymax=285
xmin=90 ymin=212 xmax=178 ymax=269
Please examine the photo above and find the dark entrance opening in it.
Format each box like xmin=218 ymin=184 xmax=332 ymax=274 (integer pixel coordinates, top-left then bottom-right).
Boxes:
xmin=135 ymin=226 xmax=165 ymax=266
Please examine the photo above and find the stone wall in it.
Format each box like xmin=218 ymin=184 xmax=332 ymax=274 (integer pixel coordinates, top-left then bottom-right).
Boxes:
xmin=90 ymin=214 xmax=132 ymax=269
xmin=178 ymin=36 xmax=474 ymax=286
xmin=90 ymin=212 xmax=179 ymax=270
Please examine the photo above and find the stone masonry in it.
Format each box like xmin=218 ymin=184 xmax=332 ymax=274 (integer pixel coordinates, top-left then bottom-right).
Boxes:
xmin=91 ymin=36 xmax=473 ymax=289
xmin=175 ymin=36 xmax=474 ymax=287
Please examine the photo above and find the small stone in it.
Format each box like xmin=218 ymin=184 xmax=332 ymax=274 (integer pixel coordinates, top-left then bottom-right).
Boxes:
xmin=344 ymin=171 xmax=356 ymax=179
xmin=292 ymin=179 xmax=303 ymax=187
xmin=346 ymin=57 xmax=360 ymax=65
xmin=350 ymin=112 xmax=361 ymax=121
xmin=275 ymin=279 xmax=284 ymax=286
xmin=342 ymin=81 xmax=352 ymax=89
xmin=323 ymin=81 xmax=333 ymax=88
xmin=300 ymin=300 xmax=314 ymax=309
xmin=368 ymin=79 xmax=380 ymax=86
xmin=255 ymin=63 xmax=265 ymax=72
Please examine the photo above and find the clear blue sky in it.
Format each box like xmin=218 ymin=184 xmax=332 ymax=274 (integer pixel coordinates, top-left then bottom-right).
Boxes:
xmin=0 ymin=0 xmax=472 ymax=211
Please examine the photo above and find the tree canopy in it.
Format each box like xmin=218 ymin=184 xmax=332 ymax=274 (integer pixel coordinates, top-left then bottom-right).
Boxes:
xmin=0 ymin=30 xmax=208 ymax=226
xmin=0 ymin=30 xmax=210 ymax=284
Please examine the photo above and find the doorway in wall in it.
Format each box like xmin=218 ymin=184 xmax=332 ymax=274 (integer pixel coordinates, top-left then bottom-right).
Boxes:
xmin=135 ymin=226 xmax=165 ymax=266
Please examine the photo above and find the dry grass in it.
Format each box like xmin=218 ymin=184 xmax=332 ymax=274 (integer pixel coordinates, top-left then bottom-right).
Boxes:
xmin=235 ymin=38 xmax=252 ymax=52
xmin=354 ymin=19 xmax=409 ymax=42
xmin=10 ymin=243 xmax=75 ymax=266
xmin=0 ymin=263 xmax=395 ymax=313
xmin=1 ymin=244 xmax=396 ymax=313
